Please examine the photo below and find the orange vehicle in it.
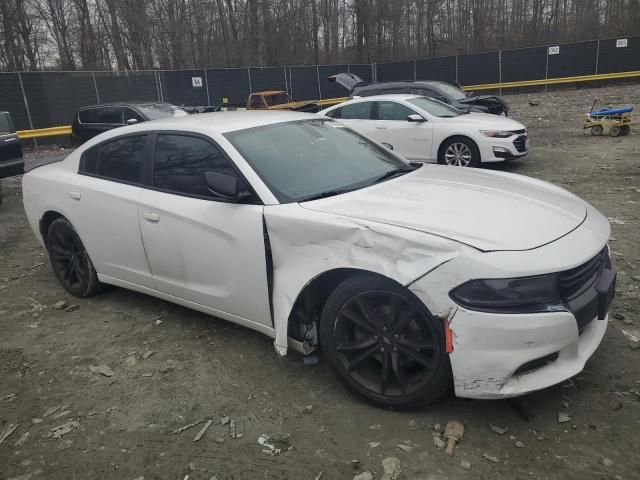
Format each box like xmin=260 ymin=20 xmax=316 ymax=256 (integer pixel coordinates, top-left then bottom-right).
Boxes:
xmin=246 ymin=90 xmax=344 ymax=112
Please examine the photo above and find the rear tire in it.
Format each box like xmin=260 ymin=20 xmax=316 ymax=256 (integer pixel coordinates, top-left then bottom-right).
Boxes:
xmin=46 ymin=217 xmax=102 ymax=298
xmin=319 ymin=273 xmax=452 ymax=409
xmin=621 ymin=125 xmax=630 ymax=136
xmin=609 ymin=126 xmax=621 ymax=137
xmin=438 ymin=137 xmax=480 ymax=167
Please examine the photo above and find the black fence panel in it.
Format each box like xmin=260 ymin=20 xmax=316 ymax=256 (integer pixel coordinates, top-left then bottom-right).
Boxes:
xmin=21 ymin=72 xmax=97 ymax=128
xmin=597 ymin=36 xmax=640 ymax=74
xmin=415 ymin=56 xmax=456 ymax=83
xmin=94 ymin=71 xmax=157 ymax=103
xmin=376 ymin=60 xmax=414 ymax=82
xmin=501 ymin=46 xmax=547 ymax=82
xmin=159 ymin=69 xmax=208 ymax=107
xmin=0 ymin=73 xmax=30 ymax=130
xmin=348 ymin=64 xmax=373 ymax=83
xmin=249 ymin=67 xmax=287 ymax=94
xmin=458 ymin=51 xmax=499 ymax=85
xmin=318 ymin=64 xmax=350 ymax=98
xmin=289 ymin=66 xmax=320 ymax=101
xmin=548 ymin=41 xmax=598 ymax=78
xmin=206 ymin=68 xmax=250 ymax=106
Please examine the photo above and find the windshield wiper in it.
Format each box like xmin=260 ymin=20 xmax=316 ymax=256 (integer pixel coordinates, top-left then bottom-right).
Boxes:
xmin=371 ymin=167 xmax=415 ymax=184
xmin=300 ymin=188 xmax=355 ymax=202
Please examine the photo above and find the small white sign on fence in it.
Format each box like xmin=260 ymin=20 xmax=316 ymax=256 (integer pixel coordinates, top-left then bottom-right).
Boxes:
xmin=616 ymin=38 xmax=628 ymax=48
xmin=548 ymin=46 xmax=560 ymax=55
xmin=192 ymin=77 xmax=203 ymax=87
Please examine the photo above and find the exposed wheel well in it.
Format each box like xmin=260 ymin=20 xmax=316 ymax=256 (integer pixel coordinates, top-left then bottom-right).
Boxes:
xmin=437 ymin=135 xmax=480 ymax=164
xmin=39 ymin=211 xmax=64 ymax=246
xmin=287 ymin=268 xmax=398 ymax=344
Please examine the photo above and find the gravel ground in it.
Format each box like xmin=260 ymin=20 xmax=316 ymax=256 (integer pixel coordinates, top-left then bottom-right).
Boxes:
xmin=1 ymin=84 xmax=639 ymax=480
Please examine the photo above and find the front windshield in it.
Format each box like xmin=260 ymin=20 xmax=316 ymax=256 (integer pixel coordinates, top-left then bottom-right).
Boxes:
xmin=265 ymin=93 xmax=289 ymax=106
xmin=436 ymin=83 xmax=467 ymax=101
xmin=408 ymin=97 xmax=463 ymax=118
xmin=224 ymin=119 xmax=411 ymax=203
xmin=137 ymin=103 xmax=188 ymax=120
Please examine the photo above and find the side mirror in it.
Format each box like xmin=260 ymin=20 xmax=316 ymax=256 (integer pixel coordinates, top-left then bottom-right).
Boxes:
xmin=380 ymin=142 xmax=394 ymax=151
xmin=204 ymin=171 xmax=250 ymax=202
xmin=407 ymin=114 xmax=426 ymax=123
xmin=126 ymin=118 xmax=139 ymax=125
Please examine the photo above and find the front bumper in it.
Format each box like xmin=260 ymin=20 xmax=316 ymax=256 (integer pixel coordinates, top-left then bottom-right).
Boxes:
xmin=479 ymin=135 xmax=528 ymax=163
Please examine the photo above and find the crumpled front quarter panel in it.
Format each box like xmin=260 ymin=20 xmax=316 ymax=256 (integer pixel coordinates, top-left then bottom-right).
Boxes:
xmin=264 ymin=203 xmax=472 ymax=355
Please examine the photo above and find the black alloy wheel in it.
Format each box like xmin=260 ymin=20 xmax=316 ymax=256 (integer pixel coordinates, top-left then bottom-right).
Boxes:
xmin=47 ymin=217 xmax=101 ymax=297
xmin=320 ymin=274 xmax=452 ymax=409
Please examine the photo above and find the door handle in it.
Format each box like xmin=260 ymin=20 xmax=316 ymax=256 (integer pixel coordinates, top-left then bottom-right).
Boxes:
xmin=376 ymin=125 xmax=388 ymax=130
xmin=143 ymin=212 xmax=159 ymax=223
xmin=69 ymin=191 xmax=81 ymax=200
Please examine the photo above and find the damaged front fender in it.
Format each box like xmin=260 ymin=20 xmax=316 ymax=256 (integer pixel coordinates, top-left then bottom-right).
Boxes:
xmin=263 ymin=203 xmax=474 ymax=355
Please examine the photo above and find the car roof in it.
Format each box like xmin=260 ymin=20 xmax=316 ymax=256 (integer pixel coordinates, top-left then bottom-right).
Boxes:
xmin=356 ymin=80 xmax=449 ymax=90
xmin=78 ymin=102 xmax=177 ymax=111
xmin=130 ymin=110 xmax=320 ymax=134
xmin=343 ymin=94 xmax=423 ymax=103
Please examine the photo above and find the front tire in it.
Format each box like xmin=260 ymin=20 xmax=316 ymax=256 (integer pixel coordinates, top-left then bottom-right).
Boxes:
xmin=46 ymin=217 xmax=102 ymax=297
xmin=319 ymin=273 xmax=452 ymax=409
xmin=438 ymin=137 xmax=480 ymax=167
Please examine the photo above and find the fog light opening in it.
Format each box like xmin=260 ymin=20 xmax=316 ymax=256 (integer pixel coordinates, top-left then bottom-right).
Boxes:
xmin=514 ymin=352 xmax=559 ymax=376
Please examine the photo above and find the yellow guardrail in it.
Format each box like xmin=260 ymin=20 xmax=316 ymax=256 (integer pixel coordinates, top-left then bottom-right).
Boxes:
xmin=464 ymin=70 xmax=640 ymax=91
xmin=17 ymin=125 xmax=71 ymax=139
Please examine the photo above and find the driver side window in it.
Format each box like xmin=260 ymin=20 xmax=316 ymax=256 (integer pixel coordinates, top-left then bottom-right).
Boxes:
xmin=153 ymin=134 xmax=238 ymax=199
xmin=376 ymin=101 xmax=416 ymax=121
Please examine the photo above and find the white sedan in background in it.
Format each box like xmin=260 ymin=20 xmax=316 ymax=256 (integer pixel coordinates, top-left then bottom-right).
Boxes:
xmin=319 ymin=94 xmax=528 ymax=167
xmin=23 ymin=111 xmax=614 ymax=409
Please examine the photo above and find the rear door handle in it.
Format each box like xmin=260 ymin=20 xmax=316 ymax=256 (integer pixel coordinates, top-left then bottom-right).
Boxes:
xmin=69 ymin=191 xmax=81 ymax=200
xmin=376 ymin=125 xmax=388 ymax=130
xmin=143 ymin=212 xmax=159 ymax=223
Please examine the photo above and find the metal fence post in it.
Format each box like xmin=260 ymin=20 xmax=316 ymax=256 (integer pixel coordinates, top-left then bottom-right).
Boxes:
xmin=92 ymin=71 xmax=100 ymax=103
xmin=544 ymin=47 xmax=549 ymax=93
xmin=595 ymin=39 xmax=600 ymax=74
xmin=283 ymin=66 xmax=289 ymax=97
xmin=413 ymin=59 xmax=417 ymax=81
xmin=155 ymin=71 xmax=163 ymax=102
xmin=203 ymin=69 xmax=211 ymax=106
xmin=17 ymin=72 xmax=37 ymax=147
xmin=498 ymin=50 xmax=502 ymax=95
xmin=316 ymin=65 xmax=322 ymax=99
xmin=455 ymin=55 xmax=459 ymax=84
xmin=247 ymin=68 xmax=253 ymax=93
xmin=372 ymin=63 xmax=376 ymax=83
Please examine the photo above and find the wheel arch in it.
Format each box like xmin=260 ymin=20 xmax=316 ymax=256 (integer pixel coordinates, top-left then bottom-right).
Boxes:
xmin=437 ymin=134 xmax=481 ymax=164
xmin=39 ymin=210 xmax=66 ymax=246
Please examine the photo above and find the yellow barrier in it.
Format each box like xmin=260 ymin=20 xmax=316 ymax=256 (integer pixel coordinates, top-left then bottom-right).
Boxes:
xmin=464 ymin=70 xmax=640 ymax=91
xmin=17 ymin=125 xmax=71 ymax=139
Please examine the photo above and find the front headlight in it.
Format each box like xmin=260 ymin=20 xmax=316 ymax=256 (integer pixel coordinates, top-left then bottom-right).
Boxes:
xmin=480 ymin=130 xmax=513 ymax=138
xmin=450 ymin=274 xmax=565 ymax=313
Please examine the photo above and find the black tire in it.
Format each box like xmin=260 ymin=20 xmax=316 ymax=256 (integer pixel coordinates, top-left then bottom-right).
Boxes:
xmin=621 ymin=125 xmax=630 ymax=136
xmin=46 ymin=217 xmax=102 ymax=297
xmin=609 ymin=126 xmax=621 ymax=137
xmin=590 ymin=125 xmax=603 ymax=136
xmin=438 ymin=136 xmax=480 ymax=167
xmin=319 ymin=273 xmax=452 ymax=409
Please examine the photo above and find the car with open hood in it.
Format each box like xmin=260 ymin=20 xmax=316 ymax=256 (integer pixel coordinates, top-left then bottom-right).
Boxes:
xmin=22 ymin=111 xmax=615 ymax=408
xmin=329 ymin=73 xmax=508 ymax=115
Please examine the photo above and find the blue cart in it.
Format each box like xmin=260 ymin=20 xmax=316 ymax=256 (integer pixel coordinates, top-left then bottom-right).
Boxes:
xmin=584 ymin=101 xmax=633 ymax=137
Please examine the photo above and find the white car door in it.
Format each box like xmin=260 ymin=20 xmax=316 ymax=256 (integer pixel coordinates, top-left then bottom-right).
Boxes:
xmin=329 ymin=101 xmax=375 ymax=137
xmin=137 ymin=132 xmax=271 ymax=325
xmin=72 ymin=133 xmax=154 ymax=288
xmin=373 ymin=101 xmax=432 ymax=162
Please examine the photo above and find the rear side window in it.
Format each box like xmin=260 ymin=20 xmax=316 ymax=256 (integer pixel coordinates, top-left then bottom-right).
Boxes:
xmin=80 ymin=135 xmax=147 ymax=184
xmin=78 ymin=108 xmax=99 ymax=124
xmin=152 ymin=134 xmax=237 ymax=199
xmin=339 ymin=102 xmax=372 ymax=120
xmin=97 ymin=107 xmax=123 ymax=124
xmin=376 ymin=101 xmax=416 ymax=121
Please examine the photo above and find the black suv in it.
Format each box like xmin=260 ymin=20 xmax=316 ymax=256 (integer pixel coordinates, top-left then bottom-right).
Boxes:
xmin=0 ymin=111 xmax=24 ymax=205
xmin=71 ymin=102 xmax=188 ymax=145
xmin=329 ymin=73 xmax=508 ymax=115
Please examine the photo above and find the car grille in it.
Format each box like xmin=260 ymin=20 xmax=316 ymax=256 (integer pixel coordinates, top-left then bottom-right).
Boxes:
xmin=513 ymin=134 xmax=527 ymax=152
xmin=558 ymin=248 xmax=607 ymax=300
xmin=510 ymin=129 xmax=526 ymax=135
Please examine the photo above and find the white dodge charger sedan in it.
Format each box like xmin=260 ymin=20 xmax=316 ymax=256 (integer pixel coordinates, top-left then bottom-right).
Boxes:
xmin=319 ymin=94 xmax=528 ymax=166
xmin=22 ymin=111 xmax=615 ymax=408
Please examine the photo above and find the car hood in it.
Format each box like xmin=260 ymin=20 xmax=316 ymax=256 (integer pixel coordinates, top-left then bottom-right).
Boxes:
xmin=299 ymin=166 xmax=587 ymax=251
xmin=441 ymin=112 xmax=524 ymax=130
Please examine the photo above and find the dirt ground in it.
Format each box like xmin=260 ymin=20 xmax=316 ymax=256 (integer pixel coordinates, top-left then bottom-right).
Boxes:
xmin=1 ymin=84 xmax=639 ymax=480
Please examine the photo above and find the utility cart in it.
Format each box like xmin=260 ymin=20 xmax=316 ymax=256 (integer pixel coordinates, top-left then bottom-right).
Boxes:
xmin=584 ymin=101 xmax=633 ymax=137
